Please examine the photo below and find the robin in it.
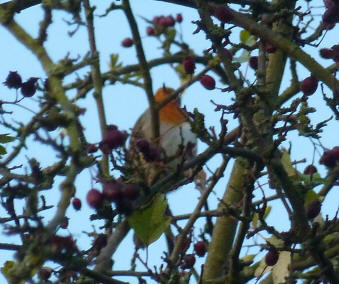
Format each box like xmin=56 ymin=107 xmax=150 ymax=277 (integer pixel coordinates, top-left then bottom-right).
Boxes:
xmin=130 ymin=87 xmax=197 ymax=185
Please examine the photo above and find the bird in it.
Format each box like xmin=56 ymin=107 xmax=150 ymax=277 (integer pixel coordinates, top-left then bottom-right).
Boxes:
xmin=129 ymin=86 xmax=197 ymax=186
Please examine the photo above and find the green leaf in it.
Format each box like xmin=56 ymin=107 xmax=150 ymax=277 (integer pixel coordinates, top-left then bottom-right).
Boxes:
xmin=0 ymin=145 xmax=6 ymax=155
xmin=0 ymin=134 xmax=15 ymax=143
xmin=263 ymin=205 xmax=272 ymax=219
xmin=165 ymin=28 xmax=176 ymax=42
xmin=300 ymin=173 xmax=325 ymax=185
xmin=304 ymin=190 xmax=319 ymax=206
xmin=252 ymin=213 xmax=258 ymax=229
xmin=240 ymin=30 xmax=256 ymax=46
xmin=281 ymin=149 xmax=297 ymax=178
xmin=240 ymin=30 xmax=250 ymax=44
xmin=128 ymin=194 xmax=171 ymax=245
xmin=241 ymin=254 xmax=256 ymax=263
xmin=109 ymin=54 xmax=121 ymax=69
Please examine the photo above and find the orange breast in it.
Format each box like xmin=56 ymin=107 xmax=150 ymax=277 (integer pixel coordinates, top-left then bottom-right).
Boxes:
xmin=155 ymin=87 xmax=187 ymax=125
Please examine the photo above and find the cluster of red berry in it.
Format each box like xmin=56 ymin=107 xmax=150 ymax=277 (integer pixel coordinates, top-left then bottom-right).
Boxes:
xmin=86 ymin=180 xmax=140 ymax=215
xmin=3 ymin=71 xmax=39 ymax=97
xmin=145 ymin=13 xmax=183 ymax=37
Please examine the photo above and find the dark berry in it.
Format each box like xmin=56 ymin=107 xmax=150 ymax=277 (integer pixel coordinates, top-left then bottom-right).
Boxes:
xmin=306 ymin=199 xmax=321 ymax=219
xmin=143 ymin=146 xmax=160 ymax=162
xmin=303 ymin=165 xmax=317 ymax=175
xmin=115 ymin=198 xmax=133 ymax=215
xmin=319 ymin=48 xmax=333 ymax=59
xmin=146 ymin=26 xmax=155 ymax=36
xmin=200 ymin=74 xmax=216 ymax=90
xmin=322 ymin=7 xmax=339 ymax=30
xmin=87 ymin=143 xmax=98 ymax=154
xmin=265 ymin=249 xmax=279 ymax=266
xmin=122 ymin=38 xmax=134 ymax=47
xmin=86 ymin=189 xmax=103 ymax=209
xmin=331 ymin=146 xmax=339 ymax=160
xmin=183 ymin=57 xmax=196 ymax=74
xmin=72 ymin=198 xmax=82 ymax=210
xmin=38 ymin=267 xmax=52 ymax=280
xmin=214 ymin=6 xmax=233 ymax=23
xmin=165 ymin=16 xmax=175 ymax=27
xmin=102 ymin=181 xmax=123 ymax=202
xmin=21 ymin=77 xmax=39 ymax=97
xmin=181 ymin=254 xmax=196 ymax=269
xmin=136 ymin=138 xmax=150 ymax=154
xmin=324 ymin=0 xmax=336 ymax=9
xmin=60 ymin=217 xmax=69 ymax=229
xmin=331 ymin=44 xmax=339 ymax=62
xmin=300 ymin=76 xmax=318 ymax=96
xmin=176 ymin=13 xmax=183 ymax=23
xmin=249 ymin=56 xmax=258 ymax=70
xmin=152 ymin=16 xmax=161 ymax=25
xmin=159 ymin=16 xmax=168 ymax=27
xmin=320 ymin=150 xmax=337 ymax=168
xmin=92 ymin=234 xmax=108 ymax=251
xmin=99 ymin=126 xmax=127 ymax=152
xmin=224 ymin=48 xmax=233 ymax=60
xmin=266 ymin=42 xmax=277 ymax=53
xmin=194 ymin=241 xmax=207 ymax=257
xmin=4 ymin=71 xmax=22 ymax=89
xmin=122 ymin=184 xmax=140 ymax=200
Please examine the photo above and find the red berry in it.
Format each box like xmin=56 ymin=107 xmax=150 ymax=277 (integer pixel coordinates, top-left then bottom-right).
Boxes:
xmin=183 ymin=57 xmax=196 ymax=74
xmin=72 ymin=198 xmax=82 ymax=211
xmin=21 ymin=77 xmax=39 ymax=97
xmin=152 ymin=16 xmax=161 ymax=25
xmin=303 ymin=165 xmax=317 ymax=175
xmin=102 ymin=181 xmax=123 ymax=202
xmin=146 ymin=26 xmax=154 ymax=36
xmin=86 ymin=189 xmax=103 ymax=209
xmin=176 ymin=13 xmax=183 ymax=23
xmin=121 ymin=38 xmax=134 ymax=47
xmin=300 ymin=76 xmax=318 ymax=95
xmin=320 ymin=150 xmax=337 ymax=168
xmin=214 ymin=6 xmax=233 ymax=23
xmin=194 ymin=241 xmax=207 ymax=257
xmin=306 ymin=200 xmax=321 ymax=219
xmin=181 ymin=254 xmax=196 ymax=269
xmin=265 ymin=249 xmax=279 ymax=266
xmin=200 ymin=74 xmax=216 ymax=90
xmin=122 ymin=184 xmax=140 ymax=200
xmin=249 ymin=56 xmax=258 ymax=70
xmin=4 ymin=71 xmax=22 ymax=89
xmin=319 ymin=48 xmax=333 ymax=59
